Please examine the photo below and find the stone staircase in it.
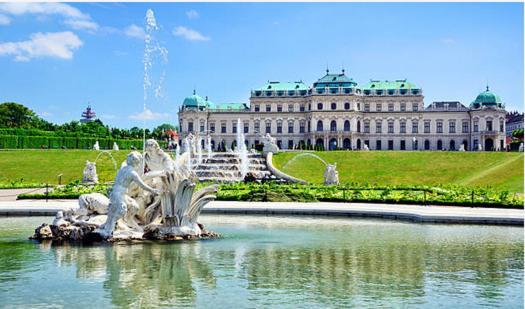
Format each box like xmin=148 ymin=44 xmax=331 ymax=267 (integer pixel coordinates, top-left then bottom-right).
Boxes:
xmin=191 ymin=153 xmax=272 ymax=182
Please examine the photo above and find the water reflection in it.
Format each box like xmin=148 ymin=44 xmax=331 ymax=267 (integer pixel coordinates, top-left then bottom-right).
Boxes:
xmin=0 ymin=216 xmax=522 ymax=308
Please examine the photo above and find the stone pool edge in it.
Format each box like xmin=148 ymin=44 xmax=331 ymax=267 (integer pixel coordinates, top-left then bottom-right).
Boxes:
xmin=0 ymin=200 xmax=523 ymax=226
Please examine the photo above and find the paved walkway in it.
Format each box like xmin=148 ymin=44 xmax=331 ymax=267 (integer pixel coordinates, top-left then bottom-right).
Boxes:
xmin=0 ymin=200 xmax=523 ymax=226
xmin=0 ymin=188 xmax=47 ymax=201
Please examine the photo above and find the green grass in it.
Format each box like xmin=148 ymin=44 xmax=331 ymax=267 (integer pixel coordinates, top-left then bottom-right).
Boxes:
xmin=0 ymin=149 xmax=129 ymax=185
xmin=273 ymin=151 xmax=524 ymax=193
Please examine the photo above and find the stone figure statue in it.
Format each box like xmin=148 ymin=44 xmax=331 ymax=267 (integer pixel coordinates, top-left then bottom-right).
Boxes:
xmin=363 ymin=144 xmax=370 ymax=151
xmin=262 ymin=133 xmax=279 ymax=155
xmin=77 ymin=193 xmax=110 ymax=216
xmin=98 ymin=152 xmax=161 ymax=238
xmin=324 ymin=163 xmax=339 ymax=185
xmin=458 ymin=144 xmax=465 ymax=152
xmin=519 ymin=143 xmax=524 ymax=152
xmin=478 ymin=143 xmax=483 ymax=151
xmin=82 ymin=161 xmax=98 ymax=184
xmin=93 ymin=141 xmax=100 ymax=151
xmin=113 ymin=142 xmax=119 ymax=151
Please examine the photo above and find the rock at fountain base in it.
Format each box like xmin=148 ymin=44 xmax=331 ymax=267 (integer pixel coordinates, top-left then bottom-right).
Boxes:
xmin=30 ymin=222 xmax=219 ymax=243
xmin=142 ymin=223 xmax=220 ymax=241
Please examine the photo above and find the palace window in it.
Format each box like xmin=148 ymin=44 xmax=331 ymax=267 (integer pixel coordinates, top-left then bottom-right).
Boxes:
xmin=232 ymin=121 xmax=237 ymax=134
xmin=254 ymin=105 xmax=260 ymax=112
xmin=300 ymin=105 xmax=305 ymax=112
xmin=500 ymin=120 xmax=504 ymax=132
xmin=288 ymin=104 xmax=294 ymax=112
xmin=330 ymin=120 xmax=337 ymax=132
xmin=376 ymin=120 xmax=382 ymax=133
xmin=221 ymin=123 xmax=226 ymax=133
xmin=188 ymin=122 xmax=194 ymax=132
xmin=288 ymin=140 xmax=294 ymax=149
xmin=474 ymin=120 xmax=479 ymax=132
xmin=317 ymin=103 xmax=323 ymax=110
xmin=288 ymin=121 xmax=294 ymax=133
xmin=344 ymin=102 xmax=350 ymax=110
xmin=412 ymin=120 xmax=419 ymax=133
xmin=210 ymin=123 xmax=215 ymax=133
xmin=308 ymin=121 xmax=311 ymax=132
xmin=424 ymin=120 xmax=431 ymax=133
xmin=364 ymin=121 xmax=370 ymax=133
xmin=331 ymin=103 xmax=337 ymax=110
xmin=400 ymin=140 xmax=406 ymax=150
xmin=376 ymin=140 xmax=382 ymax=150
xmin=388 ymin=103 xmax=394 ymax=112
xmin=308 ymin=103 xmax=311 ymax=111
xmin=344 ymin=120 xmax=350 ymax=132
xmin=244 ymin=122 xmax=249 ymax=134
xmin=400 ymin=103 xmax=406 ymax=112
xmin=364 ymin=103 xmax=370 ymax=112
xmin=388 ymin=140 xmax=394 ymax=150
xmin=388 ymin=120 xmax=394 ymax=134
xmin=300 ymin=121 xmax=305 ymax=133
xmin=254 ymin=121 xmax=260 ymax=133
xmin=266 ymin=105 xmax=271 ymax=112
xmin=277 ymin=121 xmax=283 ymax=134
xmin=357 ymin=103 xmax=361 ymax=110
xmin=437 ymin=121 xmax=443 ymax=133
xmin=376 ymin=103 xmax=382 ymax=112
xmin=200 ymin=121 xmax=205 ymax=132
xmin=462 ymin=121 xmax=469 ymax=133
xmin=317 ymin=120 xmax=323 ymax=132
xmin=400 ymin=120 xmax=406 ymax=134
xmin=486 ymin=120 xmax=493 ymax=131
xmin=265 ymin=122 xmax=271 ymax=134
xmin=277 ymin=105 xmax=283 ymax=112
xmin=412 ymin=103 xmax=419 ymax=111
xmin=449 ymin=120 xmax=456 ymax=134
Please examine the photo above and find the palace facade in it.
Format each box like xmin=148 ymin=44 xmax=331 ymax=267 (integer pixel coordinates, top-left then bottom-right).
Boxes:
xmin=178 ymin=70 xmax=507 ymax=151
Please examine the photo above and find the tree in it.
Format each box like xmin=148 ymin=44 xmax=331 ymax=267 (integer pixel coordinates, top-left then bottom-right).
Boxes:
xmin=152 ymin=123 xmax=177 ymax=139
xmin=0 ymin=102 xmax=51 ymax=128
xmin=512 ymin=128 xmax=524 ymax=140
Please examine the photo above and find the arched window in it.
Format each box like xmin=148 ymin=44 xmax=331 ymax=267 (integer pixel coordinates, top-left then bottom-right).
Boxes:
xmin=424 ymin=140 xmax=430 ymax=150
xmin=317 ymin=103 xmax=323 ymax=110
xmin=317 ymin=120 xmax=323 ymax=132
xmin=450 ymin=140 xmax=455 ymax=151
xmin=344 ymin=102 xmax=350 ymax=110
xmin=343 ymin=138 xmax=351 ymax=150
xmin=330 ymin=120 xmax=337 ymax=132
xmin=344 ymin=120 xmax=350 ymax=132
xmin=357 ymin=120 xmax=361 ymax=133
xmin=437 ymin=140 xmax=443 ymax=150
xmin=331 ymin=102 xmax=337 ymax=110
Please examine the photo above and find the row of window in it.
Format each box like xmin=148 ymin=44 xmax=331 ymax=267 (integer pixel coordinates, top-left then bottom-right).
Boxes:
xmin=183 ymin=118 xmax=504 ymax=135
xmin=252 ymin=102 xmax=421 ymax=112
xmin=251 ymin=88 xmax=421 ymax=98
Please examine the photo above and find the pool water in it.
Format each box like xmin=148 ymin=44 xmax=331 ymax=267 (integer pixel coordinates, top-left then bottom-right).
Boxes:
xmin=0 ymin=215 xmax=523 ymax=308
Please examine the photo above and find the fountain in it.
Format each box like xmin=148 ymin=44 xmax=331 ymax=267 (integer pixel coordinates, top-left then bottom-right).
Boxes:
xmin=32 ymin=139 xmax=219 ymax=242
xmin=237 ymin=118 xmax=249 ymax=178
xmin=281 ymin=152 xmax=339 ymax=185
xmin=206 ymin=135 xmax=212 ymax=157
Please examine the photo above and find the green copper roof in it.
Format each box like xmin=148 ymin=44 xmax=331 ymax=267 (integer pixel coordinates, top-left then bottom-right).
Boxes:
xmin=255 ymin=81 xmax=309 ymax=91
xmin=313 ymin=70 xmax=357 ymax=88
xmin=182 ymin=91 xmax=216 ymax=109
xmin=472 ymin=86 xmax=502 ymax=106
xmin=361 ymin=79 xmax=419 ymax=90
xmin=216 ymin=103 xmax=249 ymax=110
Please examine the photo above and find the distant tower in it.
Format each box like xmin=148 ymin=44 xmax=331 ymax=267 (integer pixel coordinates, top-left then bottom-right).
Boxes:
xmin=80 ymin=105 xmax=97 ymax=123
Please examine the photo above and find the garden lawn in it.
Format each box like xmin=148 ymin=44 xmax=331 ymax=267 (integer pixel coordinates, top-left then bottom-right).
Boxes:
xmin=0 ymin=149 xmax=129 ymax=185
xmin=273 ymin=151 xmax=524 ymax=193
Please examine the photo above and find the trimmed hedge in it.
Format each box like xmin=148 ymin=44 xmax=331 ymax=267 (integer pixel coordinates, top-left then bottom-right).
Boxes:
xmin=0 ymin=135 xmax=163 ymax=150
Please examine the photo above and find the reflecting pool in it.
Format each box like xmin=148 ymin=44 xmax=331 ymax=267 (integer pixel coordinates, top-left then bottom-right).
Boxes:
xmin=0 ymin=215 xmax=522 ymax=308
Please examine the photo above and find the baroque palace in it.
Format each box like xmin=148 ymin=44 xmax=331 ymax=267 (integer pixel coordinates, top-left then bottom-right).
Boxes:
xmin=178 ymin=69 xmax=507 ymax=151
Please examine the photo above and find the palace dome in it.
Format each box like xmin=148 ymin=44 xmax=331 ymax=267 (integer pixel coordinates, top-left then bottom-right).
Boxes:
xmin=471 ymin=86 xmax=503 ymax=108
xmin=182 ymin=91 xmax=215 ymax=109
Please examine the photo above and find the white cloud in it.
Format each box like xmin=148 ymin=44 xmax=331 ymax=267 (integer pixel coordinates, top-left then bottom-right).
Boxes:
xmin=0 ymin=31 xmax=83 ymax=62
xmin=0 ymin=14 xmax=10 ymax=25
xmin=0 ymin=3 xmax=98 ymax=32
xmin=186 ymin=10 xmax=199 ymax=19
xmin=129 ymin=108 xmax=169 ymax=121
xmin=39 ymin=111 xmax=52 ymax=117
xmin=173 ymin=26 xmax=210 ymax=41
xmin=64 ymin=19 xmax=99 ymax=32
xmin=124 ymin=24 xmax=145 ymax=40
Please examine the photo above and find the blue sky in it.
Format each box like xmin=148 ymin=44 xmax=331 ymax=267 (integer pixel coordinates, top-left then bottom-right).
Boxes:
xmin=0 ymin=2 xmax=523 ymax=129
